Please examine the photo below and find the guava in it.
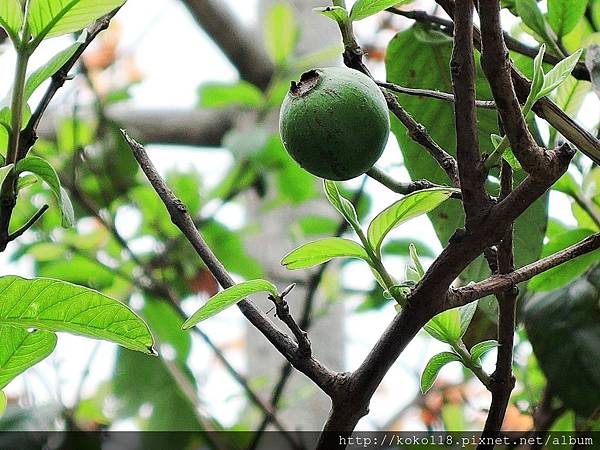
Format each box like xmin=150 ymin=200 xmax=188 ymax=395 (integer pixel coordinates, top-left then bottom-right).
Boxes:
xmin=279 ymin=67 xmax=390 ymax=181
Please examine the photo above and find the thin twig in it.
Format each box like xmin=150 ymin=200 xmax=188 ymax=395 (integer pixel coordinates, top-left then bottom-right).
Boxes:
xmin=122 ymin=130 xmax=341 ymax=397
xmin=19 ymin=9 xmax=121 ymax=160
xmin=378 ymin=81 xmax=495 ymax=109
xmin=382 ymin=90 xmax=461 ymax=186
xmin=450 ymin=232 xmax=600 ymax=307
xmin=62 ymin=178 xmax=300 ymax=446
xmin=7 ymin=204 xmax=49 ymax=242
xmin=248 ymin=184 xmax=366 ymax=450
xmin=269 ymin=286 xmax=312 ymax=356
xmin=366 ymin=167 xmax=459 ymax=196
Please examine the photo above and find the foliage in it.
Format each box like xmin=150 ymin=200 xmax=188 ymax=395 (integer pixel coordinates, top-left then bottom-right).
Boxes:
xmin=1 ymin=0 xmax=599 ymax=439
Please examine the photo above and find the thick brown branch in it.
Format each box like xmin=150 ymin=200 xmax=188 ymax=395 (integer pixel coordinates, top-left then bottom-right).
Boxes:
xmin=479 ymin=161 xmax=517 ymax=445
xmin=451 ymin=0 xmax=489 ymax=223
xmin=479 ymin=1 xmax=547 ymax=175
xmin=435 ymin=0 xmax=600 ymax=166
xmin=122 ymin=130 xmax=341 ymax=397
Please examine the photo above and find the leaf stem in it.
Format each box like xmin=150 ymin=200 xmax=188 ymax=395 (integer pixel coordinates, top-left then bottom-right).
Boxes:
xmin=354 ymin=227 xmax=404 ymax=306
xmin=452 ymin=340 xmax=491 ymax=389
xmin=6 ymin=47 xmax=30 ymax=166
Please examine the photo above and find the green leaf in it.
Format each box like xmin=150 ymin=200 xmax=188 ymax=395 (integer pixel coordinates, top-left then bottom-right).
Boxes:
xmin=350 ymin=0 xmax=412 ymax=21
xmin=264 ymin=3 xmax=297 ymax=65
xmin=538 ymin=48 xmax=584 ymax=99
xmin=182 ymin=279 xmax=277 ymax=329
xmin=0 ymin=326 xmax=57 ymax=389
xmin=409 ymin=243 xmax=425 ymax=278
xmin=547 ymin=0 xmax=588 ymax=38
xmin=17 ymin=174 xmax=38 ymax=191
xmin=531 ymin=44 xmax=547 ymax=100
xmin=198 ymin=81 xmax=263 ymax=109
xmin=24 ymin=36 xmax=85 ymax=101
xmin=0 ymin=390 xmax=5 ymax=417
xmin=323 ymin=180 xmax=360 ymax=229
xmin=529 ymin=229 xmax=600 ymax=291
xmin=0 ymin=164 xmax=14 ymax=190
xmin=553 ymin=172 xmax=580 ymax=196
xmin=314 ymin=6 xmax=349 ymax=26
xmin=15 ymin=156 xmax=74 ymax=227
xmin=28 ymin=0 xmax=125 ymax=41
xmin=470 ymin=340 xmax=499 ymax=363
xmin=281 ymin=237 xmax=369 ymax=270
xmin=459 ymin=301 xmax=478 ymax=337
xmin=503 ymin=149 xmax=523 ymax=170
xmin=367 ymin=188 xmax=457 ymax=255
xmin=420 ymin=351 xmax=462 ymax=393
xmin=0 ymin=276 xmax=155 ymax=353
xmin=524 ymin=276 xmax=600 ymax=415
xmin=515 ymin=0 xmax=552 ymax=43
xmin=425 ymin=307 xmax=462 ymax=344
xmin=0 ymin=0 xmax=24 ymax=43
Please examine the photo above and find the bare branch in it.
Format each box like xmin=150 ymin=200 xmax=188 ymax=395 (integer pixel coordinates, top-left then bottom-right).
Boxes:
xmin=180 ymin=0 xmax=273 ymax=89
xmin=378 ymin=81 xmax=496 ymax=109
xmin=435 ymin=0 xmax=600 ymax=166
xmin=451 ymin=0 xmax=489 ymax=223
xmin=480 ymin=161 xmax=517 ymax=442
xmin=366 ymin=167 xmax=459 ymax=196
xmin=479 ymin=1 xmax=548 ymax=176
xmin=122 ymin=130 xmax=341 ymax=396
xmin=388 ymin=7 xmax=590 ymax=82
xmin=450 ymin=232 xmax=600 ymax=307
xmin=383 ymin=90 xmax=460 ymax=186
xmin=7 ymin=204 xmax=49 ymax=242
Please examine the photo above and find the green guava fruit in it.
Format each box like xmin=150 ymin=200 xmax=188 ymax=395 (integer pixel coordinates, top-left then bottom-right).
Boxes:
xmin=279 ymin=67 xmax=390 ymax=181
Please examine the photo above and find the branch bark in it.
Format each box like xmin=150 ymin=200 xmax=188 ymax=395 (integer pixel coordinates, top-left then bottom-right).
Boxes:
xmin=479 ymin=1 xmax=547 ymax=176
xmin=479 ymin=161 xmax=517 ymax=447
xmin=451 ymin=0 xmax=489 ymax=224
xmin=122 ymin=130 xmax=343 ymax=397
xmin=450 ymin=231 xmax=600 ymax=307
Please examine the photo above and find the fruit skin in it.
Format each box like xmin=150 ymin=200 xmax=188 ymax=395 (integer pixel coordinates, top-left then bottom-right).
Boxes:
xmin=279 ymin=67 xmax=390 ymax=181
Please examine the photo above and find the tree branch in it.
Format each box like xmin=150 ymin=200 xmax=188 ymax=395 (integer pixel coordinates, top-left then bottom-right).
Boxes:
xmin=122 ymin=130 xmax=342 ymax=397
xmin=435 ymin=0 xmax=600 ymax=166
xmin=366 ymin=167 xmax=459 ymax=196
xmin=179 ymin=0 xmax=273 ymax=89
xmin=450 ymin=232 xmax=600 ymax=307
xmin=479 ymin=1 xmax=548 ymax=176
xmin=388 ymin=7 xmax=590 ymax=82
xmin=479 ymin=161 xmax=517 ymax=445
xmin=377 ymin=81 xmax=496 ymax=109
xmin=383 ymin=90 xmax=460 ymax=186
xmin=451 ymin=0 xmax=489 ymax=224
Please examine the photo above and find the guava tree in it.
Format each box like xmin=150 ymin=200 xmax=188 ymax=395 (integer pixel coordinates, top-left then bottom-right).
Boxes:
xmin=0 ymin=0 xmax=599 ymax=449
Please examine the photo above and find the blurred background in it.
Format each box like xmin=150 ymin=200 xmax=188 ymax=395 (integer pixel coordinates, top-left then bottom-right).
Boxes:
xmin=0 ymin=0 xmax=598 ymax=445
